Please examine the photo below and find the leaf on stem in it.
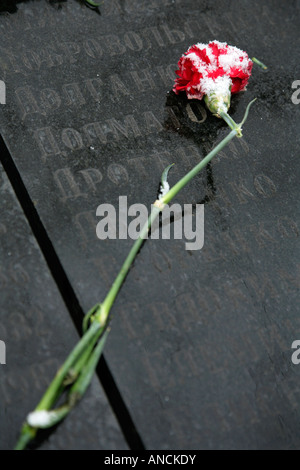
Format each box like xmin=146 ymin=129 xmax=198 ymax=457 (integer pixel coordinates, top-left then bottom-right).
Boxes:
xmin=83 ymin=303 xmax=101 ymax=333
xmin=159 ymin=163 xmax=174 ymax=200
xmin=252 ymin=57 xmax=268 ymax=70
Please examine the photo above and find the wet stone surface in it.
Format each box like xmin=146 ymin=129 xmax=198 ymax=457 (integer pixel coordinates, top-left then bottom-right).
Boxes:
xmin=0 ymin=168 xmax=127 ymax=450
xmin=0 ymin=0 xmax=300 ymax=449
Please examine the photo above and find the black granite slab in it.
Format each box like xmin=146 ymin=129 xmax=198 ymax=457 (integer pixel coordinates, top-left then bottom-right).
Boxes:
xmin=0 ymin=0 xmax=300 ymax=449
xmin=0 ymin=168 xmax=128 ymax=450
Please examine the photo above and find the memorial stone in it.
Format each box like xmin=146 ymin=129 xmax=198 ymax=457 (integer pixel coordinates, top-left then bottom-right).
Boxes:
xmin=0 ymin=0 xmax=300 ymax=450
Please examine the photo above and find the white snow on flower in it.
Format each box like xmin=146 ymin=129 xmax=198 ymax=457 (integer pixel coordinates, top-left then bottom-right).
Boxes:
xmin=185 ymin=52 xmax=209 ymax=75
xmin=159 ymin=181 xmax=170 ymax=200
xmin=218 ymin=47 xmax=249 ymax=73
xmin=200 ymin=75 xmax=232 ymax=96
xmin=209 ymin=40 xmax=228 ymax=48
xmin=184 ymin=41 xmax=250 ymax=78
xmin=194 ymin=42 xmax=208 ymax=50
xmin=27 ymin=410 xmax=57 ymax=428
xmin=193 ymin=41 xmax=216 ymax=64
xmin=201 ymin=44 xmax=216 ymax=64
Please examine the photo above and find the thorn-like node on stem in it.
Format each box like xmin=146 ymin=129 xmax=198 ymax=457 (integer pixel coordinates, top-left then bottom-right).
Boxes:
xmin=154 ymin=199 xmax=166 ymax=210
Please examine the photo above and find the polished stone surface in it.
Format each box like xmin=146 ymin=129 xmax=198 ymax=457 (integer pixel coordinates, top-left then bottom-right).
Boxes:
xmin=0 ymin=169 xmax=127 ymax=450
xmin=0 ymin=0 xmax=300 ymax=449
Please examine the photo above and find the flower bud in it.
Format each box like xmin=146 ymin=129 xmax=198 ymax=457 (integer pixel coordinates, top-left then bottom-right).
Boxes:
xmin=204 ymin=84 xmax=231 ymax=117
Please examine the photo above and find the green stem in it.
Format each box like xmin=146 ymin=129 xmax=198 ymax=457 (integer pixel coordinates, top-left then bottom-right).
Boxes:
xmin=14 ymin=323 xmax=103 ymax=450
xmin=101 ymin=206 xmax=161 ymax=317
xmin=15 ymin=99 xmax=256 ymax=450
xmin=100 ymin=128 xmax=239 ymax=320
xmin=70 ymin=329 xmax=110 ymax=401
xmin=15 ymin=425 xmax=37 ymax=451
xmin=219 ymin=111 xmax=238 ymax=132
xmin=85 ymin=0 xmax=101 ymax=7
xmin=252 ymin=57 xmax=267 ymax=70
xmin=162 ymin=130 xmax=237 ymax=204
xmin=36 ymin=321 xmax=102 ymax=411
xmin=219 ymin=99 xmax=257 ymax=138
xmin=66 ymin=331 xmax=101 ymax=383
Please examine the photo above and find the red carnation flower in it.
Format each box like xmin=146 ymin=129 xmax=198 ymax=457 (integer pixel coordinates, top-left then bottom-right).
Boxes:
xmin=174 ymin=40 xmax=253 ymax=116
